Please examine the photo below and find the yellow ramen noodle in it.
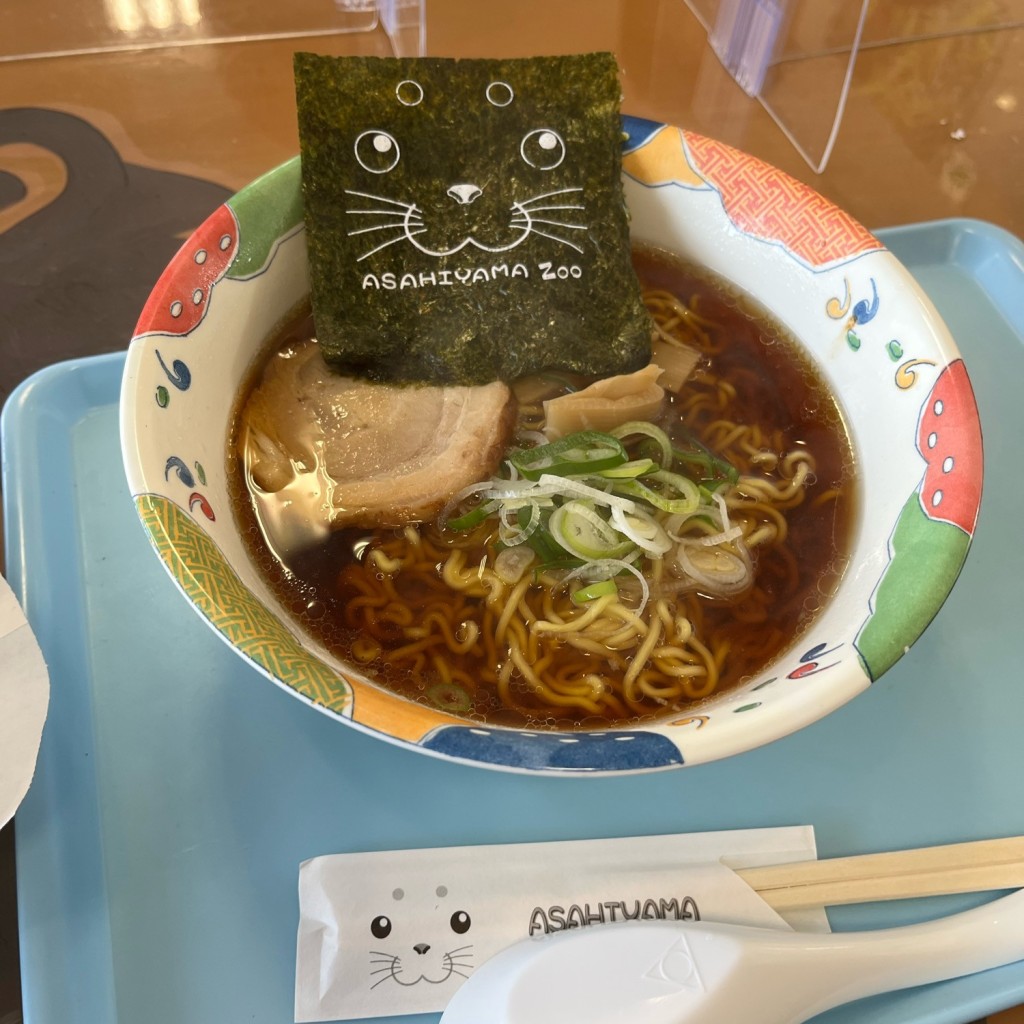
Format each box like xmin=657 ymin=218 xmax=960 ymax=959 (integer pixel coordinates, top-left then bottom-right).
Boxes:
xmin=229 ymin=250 xmax=856 ymax=729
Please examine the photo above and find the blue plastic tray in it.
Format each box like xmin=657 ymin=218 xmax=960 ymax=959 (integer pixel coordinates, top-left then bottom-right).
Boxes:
xmin=3 ymin=218 xmax=1023 ymax=1024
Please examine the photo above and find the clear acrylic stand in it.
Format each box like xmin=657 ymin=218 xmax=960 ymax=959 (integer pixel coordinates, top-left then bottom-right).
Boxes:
xmin=683 ymin=0 xmax=869 ymax=173
xmin=335 ymin=0 xmax=425 ymax=56
xmin=378 ymin=0 xmax=427 ymax=56
xmin=684 ymin=0 xmax=1022 ymax=174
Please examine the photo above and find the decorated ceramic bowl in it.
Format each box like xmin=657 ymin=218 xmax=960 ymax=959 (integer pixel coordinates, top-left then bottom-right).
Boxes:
xmin=120 ymin=116 xmax=982 ymax=775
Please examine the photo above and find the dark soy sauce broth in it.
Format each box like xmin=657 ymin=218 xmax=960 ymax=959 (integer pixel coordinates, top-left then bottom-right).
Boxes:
xmin=228 ymin=251 xmax=857 ymax=728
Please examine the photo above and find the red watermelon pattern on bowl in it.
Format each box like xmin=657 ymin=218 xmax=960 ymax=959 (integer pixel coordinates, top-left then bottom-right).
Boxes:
xmin=133 ymin=159 xmax=305 ymax=343
xmin=134 ymin=204 xmax=240 ymax=338
xmin=917 ymin=360 xmax=983 ymax=533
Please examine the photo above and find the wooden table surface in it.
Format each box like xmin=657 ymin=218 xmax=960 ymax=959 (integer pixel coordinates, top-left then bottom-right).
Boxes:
xmin=1 ymin=1 xmax=1022 ymax=1020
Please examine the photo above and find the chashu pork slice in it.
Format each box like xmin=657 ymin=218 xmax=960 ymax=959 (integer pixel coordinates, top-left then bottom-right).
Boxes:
xmin=239 ymin=337 xmax=516 ymax=534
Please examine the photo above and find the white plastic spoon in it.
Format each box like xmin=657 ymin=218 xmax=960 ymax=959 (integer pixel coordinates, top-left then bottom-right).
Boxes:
xmin=440 ymin=888 xmax=1024 ymax=1024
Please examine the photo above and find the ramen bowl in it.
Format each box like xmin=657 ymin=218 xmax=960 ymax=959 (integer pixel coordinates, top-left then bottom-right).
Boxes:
xmin=120 ymin=116 xmax=982 ymax=775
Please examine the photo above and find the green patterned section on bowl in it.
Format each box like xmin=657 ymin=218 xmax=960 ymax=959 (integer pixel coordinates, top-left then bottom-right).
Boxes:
xmin=226 ymin=158 xmax=304 ymax=280
xmin=856 ymin=493 xmax=973 ymax=679
xmin=136 ymin=493 xmax=353 ymax=716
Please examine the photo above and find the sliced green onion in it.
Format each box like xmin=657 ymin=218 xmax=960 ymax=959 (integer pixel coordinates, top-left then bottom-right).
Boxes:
xmin=675 ymin=542 xmax=752 ymax=598
xmin=613 ymin=470 xmax=700 ymax=515
xmin=486 ymin=479 xmax=566 ymax=501
xmin=532 ymin=555 xmax=587 ymax=575
xmin=536 ymin=474 xmax=636 ymax=513
xmin=441 ymin=422 xmax=734 ymax=618
xmin=512 ymin=506 xmax=552 ymax=561
xmin=549 ymin=501 xmax=636 ymax=560
xmin=609 ymin=421 xmax=673 ymax=468
xmin=671 ymin=437 xmax=739 ymax=485
xmin=608 ymin=506 xmax=674 ymax=556
xmin=498 ymin=500 xmax=544 ymax=546
xmin=508 ymin=430 xmax=628 ymax=480
xmin=426 ymin=681 xmax=472 ymax=713
xmin=571 ymin=579 xmax=618 ymax=605
xmin=596 ymin=458 xmax=657 ymax=479
xmin=699 ymin=479 xmax=732 ymax=495
xmin=650 ymin=469 xmax=702 ymax=504
xmin=445 ymin=499 xmax=499 ymax=531
xmin=562 ymin=558 xmax=651 ymax=615
xmin=663 ymin=509 xmax=716 ymax=539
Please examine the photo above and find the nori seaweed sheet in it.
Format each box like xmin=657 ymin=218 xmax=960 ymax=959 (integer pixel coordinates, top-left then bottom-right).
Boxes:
xmin=294 ymin=51 xmax=653 ymax=386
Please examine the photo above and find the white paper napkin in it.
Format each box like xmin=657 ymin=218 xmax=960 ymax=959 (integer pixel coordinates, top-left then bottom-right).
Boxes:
xmin=0 ymin=572 xmax=50 ymax=828
xmin=296 ymin=826 xmax=824 ymax=1021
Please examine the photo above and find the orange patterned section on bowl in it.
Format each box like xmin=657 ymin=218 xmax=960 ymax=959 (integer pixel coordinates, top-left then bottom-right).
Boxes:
xmin=347 ymin=680 xmax=468 ymax=743
xmin=621 ymin=125 xmax=708 ymax=189
xmin=682 ymin=131 xmax=884 ymax=267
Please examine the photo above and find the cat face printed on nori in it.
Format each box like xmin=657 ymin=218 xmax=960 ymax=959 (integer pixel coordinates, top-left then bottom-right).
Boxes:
xmin=294 ymin=51 xmax=653 ymax=385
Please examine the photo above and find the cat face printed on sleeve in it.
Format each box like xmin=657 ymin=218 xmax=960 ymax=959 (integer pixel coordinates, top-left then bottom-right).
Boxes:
xmin=305 ymin=854 xmax=516 ymax=1018
xmin=367 ymin=882 xmax=474 ymax=991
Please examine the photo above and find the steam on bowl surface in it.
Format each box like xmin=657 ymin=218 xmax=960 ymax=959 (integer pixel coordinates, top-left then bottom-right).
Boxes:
xmin=119 ymin=116 xmax=983 ymax=775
